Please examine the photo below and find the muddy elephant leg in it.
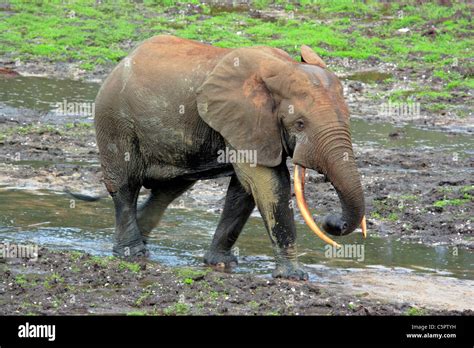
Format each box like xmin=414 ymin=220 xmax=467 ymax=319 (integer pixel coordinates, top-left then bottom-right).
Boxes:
xmin=204 ymin=175 xmax=255 ymax=267
xmin=111 ymin=183 xmax=148 ymax=258
xmin=233 ymin=162 xmax=308 ymax=280
xmin=137 ymin=179 xmax=196 ymax=241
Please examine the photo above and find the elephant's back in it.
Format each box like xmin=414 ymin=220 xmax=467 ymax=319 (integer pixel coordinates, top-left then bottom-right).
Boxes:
xmin=95 ymin=35 xmax=230 ymax=108
xmin=94 ymin=35 xmax=231 ymax=171
xmin=129 ymin=35 xmax=229 ymax=83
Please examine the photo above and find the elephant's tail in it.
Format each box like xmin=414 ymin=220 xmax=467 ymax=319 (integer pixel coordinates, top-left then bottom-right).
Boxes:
xmin=64 ymin=188 xmax=109 ymax=202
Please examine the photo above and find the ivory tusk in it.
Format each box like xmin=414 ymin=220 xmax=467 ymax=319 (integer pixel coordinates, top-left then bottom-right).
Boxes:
xmin=294 ymin=165 xmax=341 ymax=248
xmin=361 ymin=215 xmax=367 ymax=238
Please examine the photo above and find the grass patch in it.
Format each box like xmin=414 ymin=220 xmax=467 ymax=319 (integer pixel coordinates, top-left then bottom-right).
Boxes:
xmin=135 ymin=286 xmax=154 ymax=306
xmin=163 ymin=302 xmax=190 ymax=315
xmin=174 ymin=267 xmax=209 ymax=284
xmin=43 ymin=272 xmax=64 ymax=289
xmin=405 ymin=307 xmax=425 ymax=316
xmin=86 ymin=255 xmax=115 ymax=268
xmin=69 ymin=250 xmax=83 ymax=261
xmin=118 ymin=260 xmax=141 ymax=273
xmin=0 ymin=1 xmax=471 ymax=115
xmin=15 ymin=274 xmax=28 ymax=286
xmin=126 ymin=310 xmax=148 ymax=316
xmin=433 ymin=195 xmax=472 ymax=208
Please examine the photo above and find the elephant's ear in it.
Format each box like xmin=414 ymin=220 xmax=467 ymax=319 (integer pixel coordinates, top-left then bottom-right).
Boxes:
xmin=196 ymin=48 xmax=290 ymax=167
xmin=301 ymin=45 xmax=326 ymax=68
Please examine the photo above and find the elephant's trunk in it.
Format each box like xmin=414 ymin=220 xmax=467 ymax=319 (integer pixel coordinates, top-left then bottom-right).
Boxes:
xmin=320 ymin=149 xmax=365 ymax=236
xmin=293 ymin=130 xmax=366 ymax=247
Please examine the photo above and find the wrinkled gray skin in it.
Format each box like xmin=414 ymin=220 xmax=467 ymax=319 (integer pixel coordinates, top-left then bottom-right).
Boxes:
xmin=94 ymin=35 xmax=365 ymax=280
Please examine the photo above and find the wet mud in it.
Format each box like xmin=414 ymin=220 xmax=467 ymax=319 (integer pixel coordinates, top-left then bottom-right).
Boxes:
xmin=1 ymin=248 xmax=471 ymax=315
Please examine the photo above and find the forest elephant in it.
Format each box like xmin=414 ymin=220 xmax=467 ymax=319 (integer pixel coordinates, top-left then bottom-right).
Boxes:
xmin=92 ymin=35 xmax=366 ymax=280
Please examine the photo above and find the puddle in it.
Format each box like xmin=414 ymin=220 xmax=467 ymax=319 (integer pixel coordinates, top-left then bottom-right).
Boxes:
xmin=1 ymin=76 xmax=472 ymax=154
xmin=0 ymin=75 xmax=99 ymax=112
xmin=0 ymin=188 xmax=472 ymax=280
xmin=344 ymin=70 xmax=393 ymax=83
xmin=1 ymin=71 xmax=472 ymax=312
xmin=0 ymin=76 xmax=472 ymax=283
xmin=0 ymin=75 xmax=99 ymax=124
xmin=351 ymin=118 xmax=474 ymax=156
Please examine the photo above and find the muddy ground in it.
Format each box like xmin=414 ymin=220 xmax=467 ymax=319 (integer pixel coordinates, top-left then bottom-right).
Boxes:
xmin=3 ymin=49 xmax=472 ymax=131
xmin=0 ymin=116 xmax=472 ymax=248
xmin=1 ymin=2 xmax=472 ymax=132
xmin=0 ymin=5 xmax=473 ymax=315
xmin=0 ymin=247 xmax=471 ymax=315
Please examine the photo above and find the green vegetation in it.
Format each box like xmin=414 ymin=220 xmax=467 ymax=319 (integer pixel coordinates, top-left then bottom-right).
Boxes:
xmin=118 ymin=260 xmax=141 ymax=273
xmin=174 ymin=267 xmax=209 ymax=284
xmin=65 ymin=122 xmax=93 ymax=130
xmin=265 ymin=310 xmax=280 ymax=316
xmin=399 ymin=194 xmax=418 ymax=201
xmin=209 ymin=290 xmax=220 ymax=301
xmin=163 ymin=302 xmax=190 ymax=315
xmin=371 ymin=197 xmax=404 ymax=222
xmin=126 ymin=310 xmax=148 ymax=316
xmin=43 ymin=272 xmax=64 ymax=289
xmin=15 ymin=274 xmax=28 ymax=286
xmin=433 ymin=186 xmax=473 ymax=209
xmin=69 ymin=250 xmax=83 ymax=261
xmin=248 ymin=300 xmax=260 ymax=310
xmin=135 ymin=286 xmax=154 ymax=306
xmin=0 ymin=124 xmax=60 ymax=140
xmin=405 ymin=306 xmax=425 ymax=316
xmin=0 ymin=122 xmax=95 ymax=143
xmin=387 ymin=212 xmax=399 ymax=222
xmin=433 ymin=194 xmax=472 ymax=208
xmin=86 ymin=255 xmax=115 ymax=268
xmin=0 ymin=1 xmax=471 ymax=113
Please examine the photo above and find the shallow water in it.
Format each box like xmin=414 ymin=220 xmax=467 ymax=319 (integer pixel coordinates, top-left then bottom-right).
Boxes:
xmin=351 ymin=119 xmax=473 ymax=156
xmin=0 ymin=76 xmax=473 ymax=282
xmin=0 ymin=188 xmax=472 ymax=281
xmin=1 ymin=75 xmax=472 ymax=155
xmin=0 ymin=76 xmax=98 ymax=112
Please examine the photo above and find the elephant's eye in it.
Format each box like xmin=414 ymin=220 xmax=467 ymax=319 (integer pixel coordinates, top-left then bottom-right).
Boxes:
xmin=295 ymin=120 xmax=305 ymax=131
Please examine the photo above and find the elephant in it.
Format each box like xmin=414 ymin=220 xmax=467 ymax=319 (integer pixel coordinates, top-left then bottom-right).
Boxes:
xmin=92 ymin=35 xmax=366 ymax=280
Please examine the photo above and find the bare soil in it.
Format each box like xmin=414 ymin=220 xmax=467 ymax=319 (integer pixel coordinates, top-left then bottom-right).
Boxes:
xmin=0 ymin=121 xmax=471 ymax=248
xmin=0 ymin=247 xmax=471 ymax=315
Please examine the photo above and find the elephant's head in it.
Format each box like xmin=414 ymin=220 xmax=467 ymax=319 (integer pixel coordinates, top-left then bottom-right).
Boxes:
xmin=196 ymin=45 xmax=366 ymax=247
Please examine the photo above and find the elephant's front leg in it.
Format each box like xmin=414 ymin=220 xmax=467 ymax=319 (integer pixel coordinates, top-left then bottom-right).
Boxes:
xmin=233 ymin=162 xmax=308 ymax=280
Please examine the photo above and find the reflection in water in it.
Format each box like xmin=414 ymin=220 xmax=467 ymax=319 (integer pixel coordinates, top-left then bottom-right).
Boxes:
xmin=0 ymin=188 xmax=472 ymax=280
xmin=351 ymin=119 xmax=474 ymax=156
xmin=0 ymin=75 xmax=472 ymax=155
xmin=0 ymin=76 xmax=99 ymax=112
xmin=0 ymin=76 xmax=472 ymax=280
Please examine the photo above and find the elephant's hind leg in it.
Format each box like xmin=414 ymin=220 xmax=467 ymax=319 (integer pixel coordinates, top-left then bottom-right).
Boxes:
xmin=137 ymin=179 xmax=195 ymax=241
xmin=204 ymin=175 xmax=255 ymax=267
xmin=111 ymin=182 xmax=148 ymax=258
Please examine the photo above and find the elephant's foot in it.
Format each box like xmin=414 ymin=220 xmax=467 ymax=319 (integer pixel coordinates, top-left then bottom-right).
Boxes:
xmin=113 ymin=241 xmax=149 ymax=259
xmin=272 ymin=261 xmax=308 ymax=281
xmin=204 ymin=250 xmax=238 ymax=268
